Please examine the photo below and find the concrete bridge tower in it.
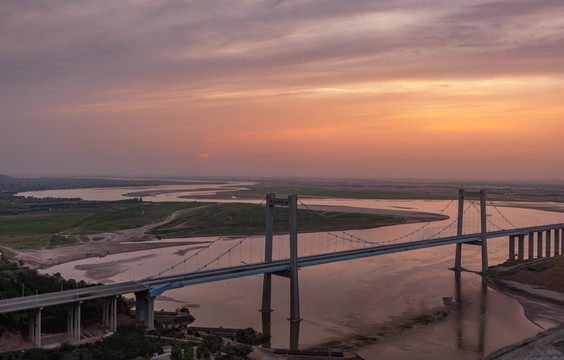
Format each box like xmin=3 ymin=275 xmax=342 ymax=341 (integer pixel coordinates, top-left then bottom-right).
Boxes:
xmin=454 ymin=189 xmax=489 ymax=273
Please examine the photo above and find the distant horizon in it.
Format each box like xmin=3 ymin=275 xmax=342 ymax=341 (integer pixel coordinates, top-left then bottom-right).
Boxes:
xmin=3 ymin=172 xmax=564 ymax=185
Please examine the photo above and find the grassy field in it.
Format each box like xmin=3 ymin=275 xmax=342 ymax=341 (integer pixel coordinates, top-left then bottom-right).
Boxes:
xmin=151 ymin=203 xmax=402 ymax=238
xmin=0 ymin=198 xmax=207 ymax=250
xmin=0 ymin=197 xmax=401 ymax=250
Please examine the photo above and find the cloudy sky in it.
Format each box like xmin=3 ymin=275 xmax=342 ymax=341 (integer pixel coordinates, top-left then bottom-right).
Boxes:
xmin=2 ymin=0 xmax=564 ymax=180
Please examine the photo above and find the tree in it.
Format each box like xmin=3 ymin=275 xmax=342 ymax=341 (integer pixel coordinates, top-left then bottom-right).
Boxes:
xmin=235 ymin=328 xmax=257 ymax=345
xmin=171 ymin=344 xmax=183 ymax=360
xmin=183 ymin=346 xmax=194 ymax=360
xmin=201 ymin=334 xmax=223 ymax=353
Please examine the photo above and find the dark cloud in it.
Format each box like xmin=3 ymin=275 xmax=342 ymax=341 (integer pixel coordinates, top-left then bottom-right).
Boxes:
xmin=444 ymin=0 xmax=564 ymax=23
xmin=3 ymin=0 xmax=562 ymax=98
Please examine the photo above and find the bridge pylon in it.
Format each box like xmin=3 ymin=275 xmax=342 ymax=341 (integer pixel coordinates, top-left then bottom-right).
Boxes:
xmin=260 ymin=193 xmax=275 ymax=313
xmin=260 ymin=193 xmax=301 ymax=322
xmin=453 ymin=189 xmax=489 ymax=273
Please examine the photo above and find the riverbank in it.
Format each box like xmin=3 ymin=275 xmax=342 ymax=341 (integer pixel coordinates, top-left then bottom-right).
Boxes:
xmin=483 ymin=324 xmax=564 ymax=359
xmin=487 ymin=255 xmax=564 ymax=327
xmin=487 ymin=255 xmax=564 ymax=328
xmin=483 ymin=256 xmax=564 ymax=358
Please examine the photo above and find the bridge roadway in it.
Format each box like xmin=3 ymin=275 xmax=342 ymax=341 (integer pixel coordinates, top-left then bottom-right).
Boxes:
xmin=1 ymin=222 xmax=563 ymax=315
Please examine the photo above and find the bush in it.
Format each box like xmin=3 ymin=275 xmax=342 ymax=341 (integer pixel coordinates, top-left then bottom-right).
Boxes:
xmin=235 ymin=328 xmax=256 ymax=345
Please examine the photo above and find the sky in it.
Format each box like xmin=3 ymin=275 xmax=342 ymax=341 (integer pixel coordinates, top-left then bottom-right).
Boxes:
xmin=1 ymin=0 xmax=564 ymax=181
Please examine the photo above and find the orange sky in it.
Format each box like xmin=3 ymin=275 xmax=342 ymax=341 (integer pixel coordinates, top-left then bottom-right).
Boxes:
xmin=1 ymin=1 xmax=564 ymax=180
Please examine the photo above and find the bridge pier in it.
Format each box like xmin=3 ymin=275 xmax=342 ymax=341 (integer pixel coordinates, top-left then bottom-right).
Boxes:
xmin=28 ymin=307 xmax=42 ymax=346
xmin=537 ymin=231 xmax=543 ymax=258
xmin=135 ymin=291 xmax=155 ymax=329
xmin=561 ymin=228 xmax=564 ymax=255
xmin=261 ymin=312 xmax=271 ymax=348
xmin=546 ymin=230 xmax=552 ymax=257
xmin=102 ymin=297 xmax=108 ymax=327
xmin=555 ymin=229 xmax=560 ymax=256
xmin=290 ymin=319 xmax=300 ymax=349
xmin=528 ymin=233 xmax=534 ymax=259
xmin=67 ymin=302 xmax=82 ymax=341
xmin=518 ymin=235 xmax=525 ymax=260
xmin=102 ymin=296 xmax=118 ymax=332
xmin=508 ymin=236 xmax=515 ymax=261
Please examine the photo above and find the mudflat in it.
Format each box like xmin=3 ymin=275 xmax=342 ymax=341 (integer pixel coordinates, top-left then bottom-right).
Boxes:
xmin=488 ymin=256 xmax=564 ymax=327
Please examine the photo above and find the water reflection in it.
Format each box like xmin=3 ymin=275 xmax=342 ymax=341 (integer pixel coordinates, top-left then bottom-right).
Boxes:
xmin=479 ymin=277 xmax=488 ymax=356
xmin=260 ymin=282 xmax=300 ymax=350
xmin=261 ymin=311 xmax=271 ymax=349
xmin=290 ymin=320 xmax=300 ymax=350
xmin=452 ymin=270 xmax=488 ymax=357
xmin=454 ymin=270 xmax=463 ymax=350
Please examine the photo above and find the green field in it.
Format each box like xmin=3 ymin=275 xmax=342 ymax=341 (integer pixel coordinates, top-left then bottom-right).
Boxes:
xmin=0 ymin=197 xmax=401 ymax=251
xmin=0 ymin=198 xmax=207 ymax=250
xmin=151 ymin=203 xmax=401 ymax=238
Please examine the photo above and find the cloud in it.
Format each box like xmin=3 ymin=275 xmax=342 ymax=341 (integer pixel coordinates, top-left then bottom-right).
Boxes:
xmin=2 ymin=0 xmax=564 ymax=179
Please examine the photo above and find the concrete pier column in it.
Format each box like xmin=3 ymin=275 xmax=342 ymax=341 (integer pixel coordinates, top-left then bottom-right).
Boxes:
xmin=508 ymin=236 xmax=515 ymax=260
xmin=546 ymin=230 xmax=551 ymax=257
xmin=102 ymin=297 xmax=110 ymax=326
xmin=28 ymin=308 xmax=42 ymax=346
xmin=518 ymin=235 xmax=525 ymax=260
xmin=480 ymin=190 xmax=488 ymax=273
xmin=110 ymin=296 xmax=117 ymax=332
xmin=528 ymin=233 xmax=535 ymax=259
xmin=135 ymin=291 xmax=146 ymax=322
xmin=288 ymin=194 xmax=301 ymax=322
xmin=561 ymin=228 xmax=564 ymax=254
xmin=135 ymin=291 xmax=154 ymax=329
xmin=454 ymin=189 xmax=465 ymax=269
xmin=555 ymin=229 xmax=560 ymax=256
xmin=74 ymin=302 xmax=81 ymax=340
xmin=289 ymin=320 xmax=300 ymax=350
xmin=537 ymin=232 xmax=543 ymax=258
xmin=67 ymin=302 xmax=81 ymax=340
xmin=67 ymin=305 xmax=74 ymax=338
xmin=145 ymin=296 xmax=155 ymax=329
xmin=261 ymin=193 xmax=275 ymax=313
xmin=261 ymin=312 xmax=272 ymax=349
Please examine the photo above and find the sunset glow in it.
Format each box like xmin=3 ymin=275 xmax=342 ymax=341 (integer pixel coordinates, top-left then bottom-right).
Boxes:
xmin=2 ymin=1 xmax=564 ymax=180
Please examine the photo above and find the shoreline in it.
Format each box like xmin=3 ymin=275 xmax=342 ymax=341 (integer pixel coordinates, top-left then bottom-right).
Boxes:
xmin=486 ymin=256 xmax=564 ymax=330
xmin=486 ymin=277 xmax=564 ymax=329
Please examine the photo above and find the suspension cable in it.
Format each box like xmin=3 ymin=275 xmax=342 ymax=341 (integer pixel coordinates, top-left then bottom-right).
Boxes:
xmin=146 ymin=198 xmax=267 ymax=279
xmin=383 ymin=199 xmax=456 ymax=244
xmin=486 ymin=194 xmax=518 ymax=229
xmin=192 ymin=199 xmax=288 ymax=273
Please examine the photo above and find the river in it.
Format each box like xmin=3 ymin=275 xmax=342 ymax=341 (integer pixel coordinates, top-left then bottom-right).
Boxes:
xmin=19 ymin=183 xmax=564 ymax=359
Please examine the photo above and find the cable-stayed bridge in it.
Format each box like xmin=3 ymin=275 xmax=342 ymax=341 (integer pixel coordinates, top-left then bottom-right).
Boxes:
xmin=2 ymin=189 xmax=564 ymax=346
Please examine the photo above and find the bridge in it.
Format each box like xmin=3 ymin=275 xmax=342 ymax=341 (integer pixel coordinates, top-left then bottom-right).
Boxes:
xmin=1 ymin=189 xmax=564 ymax=346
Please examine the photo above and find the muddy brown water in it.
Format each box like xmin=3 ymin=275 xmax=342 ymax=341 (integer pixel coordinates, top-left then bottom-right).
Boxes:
xmin=27 ymin=185 xmax=564 ymax=359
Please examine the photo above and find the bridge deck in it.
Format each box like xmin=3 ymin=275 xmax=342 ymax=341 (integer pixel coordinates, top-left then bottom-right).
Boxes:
xmin=1 ymin=223 xmax=563 ymax=314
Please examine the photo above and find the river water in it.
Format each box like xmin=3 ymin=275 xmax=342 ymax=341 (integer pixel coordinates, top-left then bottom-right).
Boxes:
xmin=20 ymin=184 xmax=564 ymax=359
